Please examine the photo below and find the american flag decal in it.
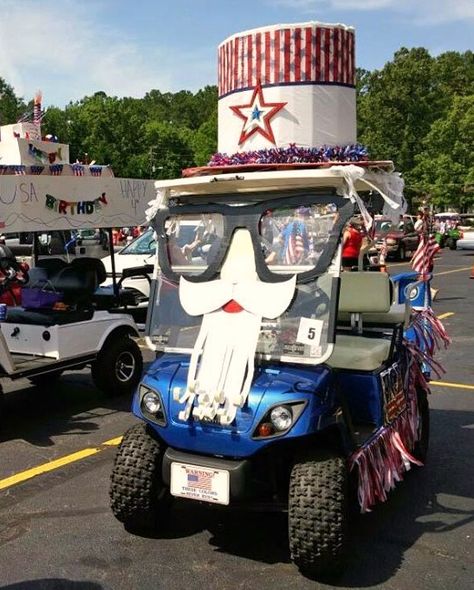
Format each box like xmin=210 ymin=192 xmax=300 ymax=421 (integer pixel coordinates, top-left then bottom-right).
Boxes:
xmin=284 ymin=221 xmax=309 ymax=265
xmin=186 ymin=468 xmax=214 ymax=491
xmin=218 ymin=23 xmax=355 ymax=97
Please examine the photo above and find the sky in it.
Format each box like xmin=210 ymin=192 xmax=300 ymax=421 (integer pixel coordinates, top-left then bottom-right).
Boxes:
xmin=0 ymin=0 xmax=473 ymax=108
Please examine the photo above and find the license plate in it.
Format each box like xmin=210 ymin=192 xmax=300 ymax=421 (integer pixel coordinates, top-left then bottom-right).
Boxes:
xmin=170 ymin=462 xmax=230 ymax=505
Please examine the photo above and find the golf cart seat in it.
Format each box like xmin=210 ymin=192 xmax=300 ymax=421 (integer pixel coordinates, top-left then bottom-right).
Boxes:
xmin=35 ymin=257 xmax=69 ymax=276
xmin=93 ymin=264 xmax=153 ymax=309
xmin=70 ymin=257 xmax=107 ymax=286
xmin=327 ymin=272 xmax=394 ymax=371
xmin=4 ymin=264 xmax=100 ymax=326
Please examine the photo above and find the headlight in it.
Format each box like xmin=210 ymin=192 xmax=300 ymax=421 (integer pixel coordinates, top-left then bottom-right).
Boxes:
xmin=270 ymin=405 xmax=293 ymax=431
xmin=253 ymin=401 xmax=306 ymax=438
xmin=386 ymin=238 xmax=397 ymax=245
xmin=143 ymin=391 xmax=161 ymax=414
xmin=139 ymin=384 xmax=166 ymax=425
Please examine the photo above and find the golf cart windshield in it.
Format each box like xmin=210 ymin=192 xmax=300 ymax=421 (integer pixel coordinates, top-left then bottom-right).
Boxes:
xmin=146 ymin=191 xmax=352 ymax=365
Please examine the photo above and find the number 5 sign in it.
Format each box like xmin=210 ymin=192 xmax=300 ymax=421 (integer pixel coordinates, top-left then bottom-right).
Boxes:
xmin=296 ymin=317 xmax=324 ymax=346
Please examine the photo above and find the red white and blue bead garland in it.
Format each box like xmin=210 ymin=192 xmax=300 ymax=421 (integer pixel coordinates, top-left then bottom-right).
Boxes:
xmin=208 ymin=143 xmax=369 ymax=166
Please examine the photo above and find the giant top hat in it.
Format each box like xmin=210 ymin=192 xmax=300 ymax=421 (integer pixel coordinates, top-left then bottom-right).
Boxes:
xmin=212 ymin=21 xmax=362 ymax=166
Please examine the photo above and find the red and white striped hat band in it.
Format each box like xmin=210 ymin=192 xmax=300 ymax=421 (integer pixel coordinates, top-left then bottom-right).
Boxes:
xmin=218 ymin=22 xmax=355 ymax=98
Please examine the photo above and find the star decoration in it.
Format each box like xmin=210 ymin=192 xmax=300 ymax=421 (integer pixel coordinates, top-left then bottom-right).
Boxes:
xmin=230 ymin=82 xmax=287 ymax=146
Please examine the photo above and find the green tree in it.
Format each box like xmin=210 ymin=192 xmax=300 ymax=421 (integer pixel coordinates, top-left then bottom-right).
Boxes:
xmin=145 ymin=120 xmax=195 ymax=179
xmin=192 ymin=109 xmax=217 ymax=166
xmin=0 ymin=78 xmax=26 ymax=129
xmin=413 ymin=95 xmax=474 ymax=211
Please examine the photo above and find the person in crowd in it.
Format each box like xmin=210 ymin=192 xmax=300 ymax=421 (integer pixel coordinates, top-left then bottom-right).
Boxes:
xmin=341 ymin=218 xmax=364 ymax=271
xmin=182 ymin=216 xmax=220 ymax=262
xmin=414 ymin=211 xmax=425 ymax=234
xmin=0 ymin=245 xmax=29 ymax=306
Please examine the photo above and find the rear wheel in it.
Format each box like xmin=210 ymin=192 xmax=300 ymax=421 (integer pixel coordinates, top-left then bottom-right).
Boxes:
xmin=110 ymin=423 xmax=170 ymax=531
xmin=288 ymin=450 xmax=348 ymax=577
xmin=412 ymin=388 xmax=430 ymax=463
xmin=92 ymin=336 xmax=143 ymax=397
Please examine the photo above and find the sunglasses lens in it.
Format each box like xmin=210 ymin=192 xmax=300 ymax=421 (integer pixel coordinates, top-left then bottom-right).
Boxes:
xmin=163 ymin=213 xmax=225 ymax=277
xmin=259 ymin=203 xmax=339 ymax=275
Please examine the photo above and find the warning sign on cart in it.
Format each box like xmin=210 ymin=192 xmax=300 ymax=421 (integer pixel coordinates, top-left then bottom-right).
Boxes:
xmin=170 ymin=462 xmax=230 ymax=505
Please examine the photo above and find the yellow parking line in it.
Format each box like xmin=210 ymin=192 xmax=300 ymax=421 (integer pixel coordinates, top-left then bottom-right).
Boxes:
xmin=437 ymin=312 xmax=454 ymax=320
xmin=430 ymin=380 xmax=474 ymax=391
xmin=102 ymin=436 xmax=123 ymax=446
xmin=0 ymin=437 xmax=123 ymax=492
xmin=435 ymin=266 xmax=472 ymax=276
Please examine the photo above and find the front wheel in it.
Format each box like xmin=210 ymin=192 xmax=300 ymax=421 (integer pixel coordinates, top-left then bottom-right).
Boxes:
xmin=288 ymin=450 xmax=349 ymax=577
xmin=92 ymin=336 xmax=143 ymax=397
xmin=110 ymin=423 xmax=170 ymax=531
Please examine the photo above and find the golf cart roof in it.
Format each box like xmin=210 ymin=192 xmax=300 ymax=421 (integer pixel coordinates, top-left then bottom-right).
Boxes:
xmin=153 ymin=161 xmax=396 ymax=199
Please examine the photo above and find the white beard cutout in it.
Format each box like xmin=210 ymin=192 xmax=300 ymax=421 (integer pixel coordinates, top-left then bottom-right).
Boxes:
xmin=176 ymin=229 xmax=296 ymax=425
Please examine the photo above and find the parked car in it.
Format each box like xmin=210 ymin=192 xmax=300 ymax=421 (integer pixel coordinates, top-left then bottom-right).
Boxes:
xmin=370 ymin=215 xmax=419 ymax=261
xmin=101 ymin=223 xmax=199 ymax=298
xmin=456 ymin=216 xmax=474 ymax=250
xmin=456 ymin=231 xmax=474 ymax=250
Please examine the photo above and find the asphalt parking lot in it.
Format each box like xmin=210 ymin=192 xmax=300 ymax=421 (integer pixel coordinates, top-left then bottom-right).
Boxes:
xmin=0 ymin=249 xmax=473 ymax=590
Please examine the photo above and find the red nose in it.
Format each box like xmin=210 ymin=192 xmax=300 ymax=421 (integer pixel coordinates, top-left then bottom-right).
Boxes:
xmin=222 ymin=299 xmax=244 ymax=313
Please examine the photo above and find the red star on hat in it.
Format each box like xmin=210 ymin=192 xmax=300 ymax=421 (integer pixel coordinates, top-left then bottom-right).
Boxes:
xmin=230 ymin=81 xmax=287 ymax=146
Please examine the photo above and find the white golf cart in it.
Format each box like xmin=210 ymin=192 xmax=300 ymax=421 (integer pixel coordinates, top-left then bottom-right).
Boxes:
xmin=0 ymin=122 xmax=157 ymax=417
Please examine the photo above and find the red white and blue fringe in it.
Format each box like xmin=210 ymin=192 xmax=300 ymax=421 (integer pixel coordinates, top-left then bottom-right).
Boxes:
xmin=349 ymin=310 xmax=450 ymax=513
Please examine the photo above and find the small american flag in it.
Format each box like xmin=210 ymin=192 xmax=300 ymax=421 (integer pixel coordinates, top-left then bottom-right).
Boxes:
xmin=411 ymin=234 xmax=440 ymax=275
xmin=72 ymin=164 xmax=85 ymax=176
xmin=186 ymin=469 xmax=214 ymax=491
xmin=284 ymin=221 xmax=308 ymax=265
xmin=30 ymin=165 xmax=44 ymax=175
xmin=90 ymin=166 xmax=102 ymax=177
xmin=50 ymin=165 xmax=63 ymax=176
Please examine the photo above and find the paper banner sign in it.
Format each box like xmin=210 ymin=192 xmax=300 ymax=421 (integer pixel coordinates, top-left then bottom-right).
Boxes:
xmin=45 ymin=192 xmax=108 ymax=215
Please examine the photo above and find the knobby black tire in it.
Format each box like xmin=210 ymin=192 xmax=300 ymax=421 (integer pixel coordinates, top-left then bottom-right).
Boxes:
xmin=412 ymin=388 xmax=430 ymax=463
xmin=92 ymin=337 xmax=143 ymax=397
xmin=110 ymin=423 xmax=169 ymax=531
xmin=288 ymin=450 xmax=348 ymax=578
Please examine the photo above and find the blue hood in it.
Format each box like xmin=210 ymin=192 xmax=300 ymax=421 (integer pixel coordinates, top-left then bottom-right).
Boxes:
xmin=134 ymin=354 xmax=333 ymax=457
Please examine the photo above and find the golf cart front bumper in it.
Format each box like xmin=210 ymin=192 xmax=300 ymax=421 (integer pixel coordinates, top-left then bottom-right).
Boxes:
xmin=162 ymin=447 xmax=251 ymax=501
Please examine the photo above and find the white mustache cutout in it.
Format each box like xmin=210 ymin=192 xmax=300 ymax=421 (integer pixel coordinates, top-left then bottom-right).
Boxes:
xmin=176 ymin=229 xmax=296 ymax=425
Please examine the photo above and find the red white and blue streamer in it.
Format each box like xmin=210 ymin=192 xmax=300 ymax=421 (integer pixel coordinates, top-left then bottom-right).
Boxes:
xmin=209 ymin=143 xmax=368 ymax=166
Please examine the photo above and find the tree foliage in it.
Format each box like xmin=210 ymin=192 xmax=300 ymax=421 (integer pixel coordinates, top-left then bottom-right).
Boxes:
xmin=0 ymin=47 xmax=472 ymax=211
xmin=357 ymin=48 xmax=474 ymax=209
